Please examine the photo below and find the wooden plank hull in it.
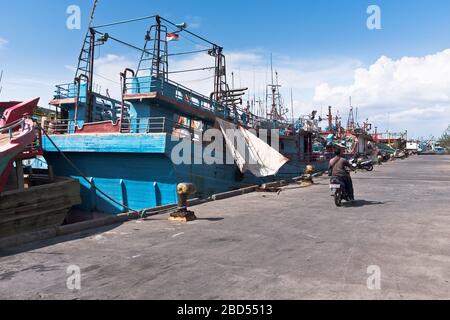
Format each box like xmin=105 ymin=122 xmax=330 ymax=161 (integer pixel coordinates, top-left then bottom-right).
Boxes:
xmin=0 ymin=178 xmax=81 ymax=239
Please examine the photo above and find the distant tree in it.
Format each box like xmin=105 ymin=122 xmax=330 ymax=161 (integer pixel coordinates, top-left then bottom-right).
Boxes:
xmin=438 ymin=125 xmax=450 ymax=149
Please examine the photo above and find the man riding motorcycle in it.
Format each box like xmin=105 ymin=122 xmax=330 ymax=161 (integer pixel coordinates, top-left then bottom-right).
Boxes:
xmin=329 ymin=147 xmax=355 ymax=201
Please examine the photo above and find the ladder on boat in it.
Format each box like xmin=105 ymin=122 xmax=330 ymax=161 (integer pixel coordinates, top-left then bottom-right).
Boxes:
xmin=74 ymin=0 xmax=98 ymax=80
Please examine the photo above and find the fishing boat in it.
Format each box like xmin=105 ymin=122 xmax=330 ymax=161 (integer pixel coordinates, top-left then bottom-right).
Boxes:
xmin=320 ymin=105 xmax=376 ymax=161
xmin=41 ymin=9 xmax=328 ymax=215
xmin=0 ymin=99 xmax=81 ymax=240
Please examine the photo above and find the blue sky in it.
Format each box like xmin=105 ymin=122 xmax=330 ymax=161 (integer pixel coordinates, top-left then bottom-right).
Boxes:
xmin=1 ymin=0 xmax=450 ymax=138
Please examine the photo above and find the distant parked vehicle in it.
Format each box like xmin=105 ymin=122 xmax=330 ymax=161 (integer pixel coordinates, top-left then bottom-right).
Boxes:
xmin=349 ymin=157 xmax=374 ymax=171
xmin=435 ymin=146 xmax=445 ymax=155
xmin=378 ymin=150 xmax=390 ymax=162
xmin=406 ymin=142 xmax=418 ymax=154
xmin=394 ymin=149 xmax=406 ymax=159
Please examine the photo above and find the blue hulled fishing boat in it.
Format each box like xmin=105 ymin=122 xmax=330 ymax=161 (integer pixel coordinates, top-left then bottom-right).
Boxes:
xmin=42 ymin=8 xmax=328 ymax=215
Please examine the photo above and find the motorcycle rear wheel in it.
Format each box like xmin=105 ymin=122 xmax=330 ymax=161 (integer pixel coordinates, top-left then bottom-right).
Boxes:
xmin=334 ymin=190 xmax=343 ymax=207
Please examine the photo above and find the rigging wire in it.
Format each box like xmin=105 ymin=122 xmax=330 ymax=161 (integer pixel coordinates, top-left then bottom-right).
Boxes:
xmin=95 ymin=30 xmax=153 ymax=56
xmin=93 ymin=15 xmax=157 ymax=29
xmin=180 ymin=74 xmax=215 ymax=83
xmin=166 ymin=49 xmax=210 ymax=57
xmin=160 ymin=16 xmax=217 ymax=47
xmin=177 ymin=33 xmax=211 ymax=49
xmin=164 ymin=23 xmax=212 ymax=49
xmin=93 ymin=72 xmax=121 ymax=85
xmin=168 ymin=66 xmax=216 ymax=74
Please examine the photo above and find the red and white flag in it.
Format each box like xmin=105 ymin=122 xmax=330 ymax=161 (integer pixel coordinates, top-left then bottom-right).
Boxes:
xmin=166 ymin=33 xmax=179 ymax=42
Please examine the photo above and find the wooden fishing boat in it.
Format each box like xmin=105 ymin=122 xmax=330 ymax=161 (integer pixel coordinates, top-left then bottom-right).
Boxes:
xmin=0 ymin=177 xmax=80 ymax=239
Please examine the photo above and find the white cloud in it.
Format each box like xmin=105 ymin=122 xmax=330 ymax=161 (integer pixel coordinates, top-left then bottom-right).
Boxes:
xmin=61 ymin=54 xmax=134 ymax=99
xmin=0 ymin=55 xmax=131 ymax=107
xmin=167 ymin=48 xmax=450 ymax=137
xmin=0 ymin=37 xmax=8 ymax=48
xmin=91 ymin=54 xmax=134 ymax=98
xmin=185 ymin=16 xmax=201 ymax=29
xmin=64 ymin=65 xmax=76 ymax=72
xmin=313 ymin=49 xmax=450 ymax=137
xmin=0 ymin=74 xmax=56 ymax=108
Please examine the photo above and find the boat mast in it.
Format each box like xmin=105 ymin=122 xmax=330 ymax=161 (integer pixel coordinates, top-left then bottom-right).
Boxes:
xmin=74 ymin=0 xmax=99 ymax=80
xmin=267 ymin=54 xmax=282 ymax=121
xmin=152 ymin=16 xmax=169 ymax=80
xmin=87 ymin=27 xmax=96 ymax=122
xmin=155 ymin=16 xmax=162 ymax=78
xmin=270 ymin=55 xmax=276 ymax=118
xmin=74 ymin=0 xmax=99 ymax=122
xmin=290 ymin=88 xmax=294 ymax=124
xmin=210 ymin=46 xmax=247 ymax=109
xmin=347 ymin=96 xmax=355 ymax=131
xmin=328 ymin=106 xmax=333 ymax=134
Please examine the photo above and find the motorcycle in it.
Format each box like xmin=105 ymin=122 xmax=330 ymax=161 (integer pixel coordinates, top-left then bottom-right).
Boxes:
xmin=330 ymin=176 xmax=351 ymax=207
xmin=349 ymin=157 xmax=374 ymax=172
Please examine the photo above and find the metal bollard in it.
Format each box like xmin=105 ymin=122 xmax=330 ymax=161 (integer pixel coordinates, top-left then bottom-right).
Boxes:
xmin=301 ymin=165 xmax=315 ymax=186
xmin=169 ymin=183 xmax=197 ymax=222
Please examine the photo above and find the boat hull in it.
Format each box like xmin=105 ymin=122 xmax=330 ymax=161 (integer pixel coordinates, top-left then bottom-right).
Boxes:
xmin=0 ymin=177 xmax=80 ymax=240
xmin=42 ymin=133 xmax=327 ymax=215
xmin=45 ymin=151 xmax=244 ymax=214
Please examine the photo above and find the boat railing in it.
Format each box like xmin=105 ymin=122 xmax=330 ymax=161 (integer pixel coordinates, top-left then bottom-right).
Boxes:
xmin=120 ymin=117 xmax=167 ymax=134
xmin=0 ymin=118 xmax=26 ymax=143
xmin=53 ymin=82 xmax=97 ymax=101
xmin=54 ymin=82 xmax=87 ymax=101
xmin=124 ymin=76 xmax=229 ymax=118
xmin=43 ymin=116 xmax=198 ymax=136
xmin=54 ymin=84 xmax=73 ymax=100
xmin=43 ymin=119 xmax=77 ymax=135
xmin=124 ymin=77 xmax=308 ymax=129
xmin=120 ymin=117 xmax=197 ymax=136
xmin=0 ymin=117 xmax=42 ymax=158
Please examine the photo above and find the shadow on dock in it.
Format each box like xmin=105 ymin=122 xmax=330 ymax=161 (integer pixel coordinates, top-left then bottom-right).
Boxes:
xmin=343 ymin=200 xmax=385 ymax=208
xmin=0 ymin=222 xmax=124 ymax=258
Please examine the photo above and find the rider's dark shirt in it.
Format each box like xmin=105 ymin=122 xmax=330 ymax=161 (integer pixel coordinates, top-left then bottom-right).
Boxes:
xmin=329 ymin=156 xmax=352 ymax=177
